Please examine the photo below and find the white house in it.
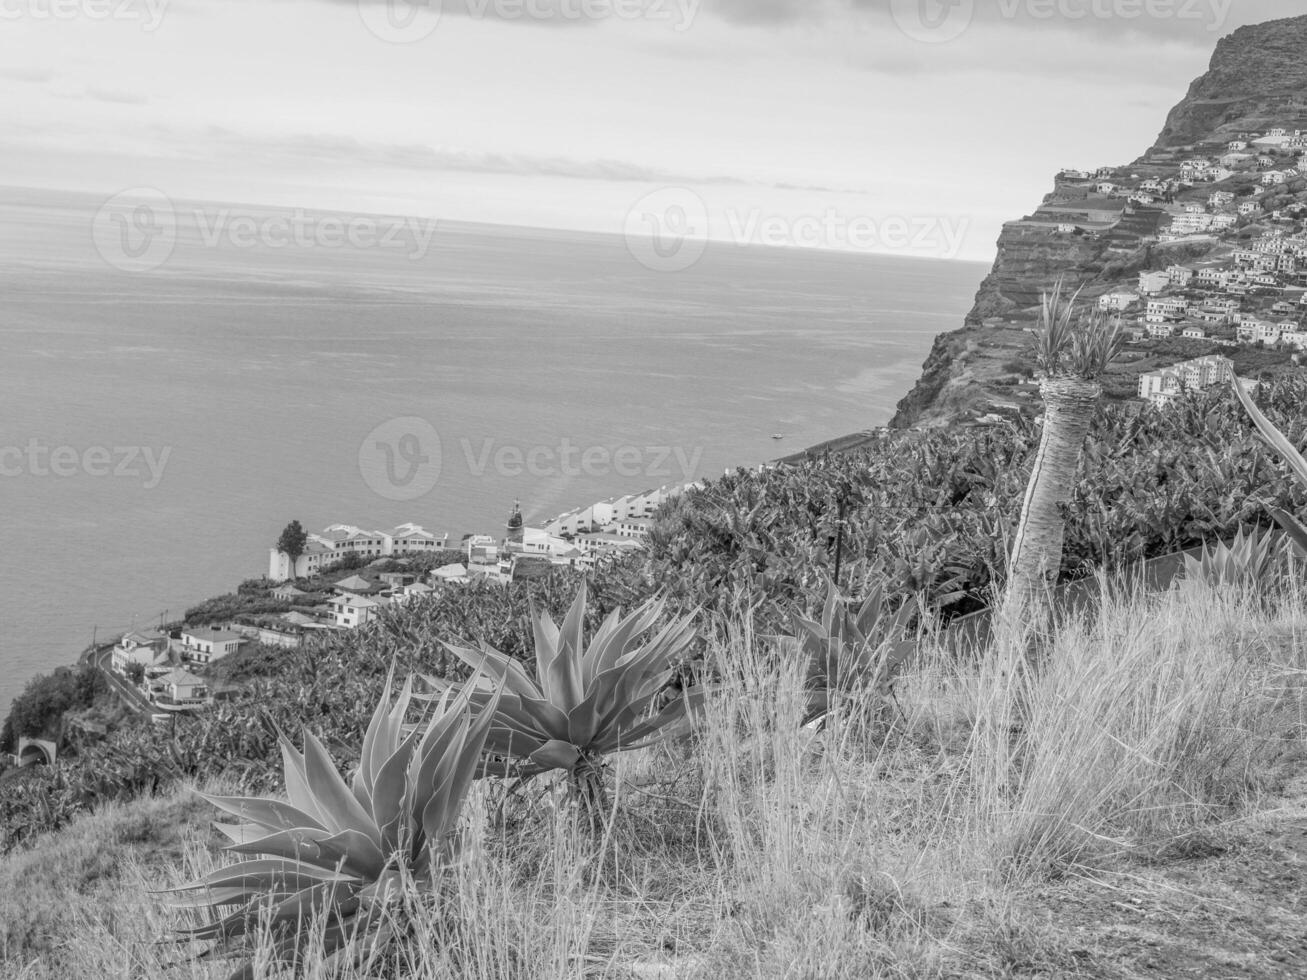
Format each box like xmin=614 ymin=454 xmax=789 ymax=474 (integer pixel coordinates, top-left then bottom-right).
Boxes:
xmin=1237 ymin=321 xmax=1283 ymax=344
xmin=1137 ymin=356 xmax=1234 ymax=407
xmin=1098 ymin=291 xmax=1139 ymax=312
xmin=1168 ymin=212 xmax=1214 ymax=235
xmin=543 ymin=501 xmax=617 ymax=538
xmin=614 ymin=517 xmax=654 ymax=539
xmin=514 ymin=527 xmax=572 ymax=556
xmin=148 ymin=668 xmax=210 ymax=708
xmin=267 ymin=540 xmax=336 ymax=582
xmin=329 ymin=594 xmax=385 ymax=630
xmin=1280 ymin=329 xmax=1307 ymax=350
xmin=431 ymin=563 xmax=470 ymax=584
xmin=111 ymin=630 xmax=169 ymax=674
xmin=178 ymin=627 xmax=244 ymax=666
xmin=389 ymin=523 xmax=449 ymax=556
xmin=465 ymin=534 xmax=499 ymax=565
xmin=1146 ymin=298 xmax=1187 ymax=323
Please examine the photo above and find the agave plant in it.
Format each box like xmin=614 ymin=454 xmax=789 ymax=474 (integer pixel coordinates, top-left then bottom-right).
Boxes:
xmin=425 ymin=583 xmax=699 ymax=819
xmin=788 ymin=580 xmax=916 ymax=726
xmin=161 ymin=675 xmax=501 ymax=979
xmin=1183 ymin=525 xmax=1282 ymax=593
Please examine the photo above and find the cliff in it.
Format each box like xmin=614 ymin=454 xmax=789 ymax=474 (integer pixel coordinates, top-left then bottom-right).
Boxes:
xmin=1152 ymin=16 xmax=1307 ymax=149
xmin=890 ymin=15 xmax=1307 ymax=429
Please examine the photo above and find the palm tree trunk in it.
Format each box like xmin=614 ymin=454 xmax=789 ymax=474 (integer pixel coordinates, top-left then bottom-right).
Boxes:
xmin=1000 ymin=377 xmax=1101 ymax=638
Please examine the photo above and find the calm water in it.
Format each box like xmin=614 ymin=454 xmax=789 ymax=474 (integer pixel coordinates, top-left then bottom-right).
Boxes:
xmin=0 ymin=186 xmax=986 ymax=715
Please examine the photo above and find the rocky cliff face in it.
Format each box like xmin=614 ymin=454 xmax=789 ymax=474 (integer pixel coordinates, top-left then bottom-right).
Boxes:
xmin=1152 ymin=16 xmax=1307 ymax=149
xmin=890 ymin=14 xmax=1307 ymax=429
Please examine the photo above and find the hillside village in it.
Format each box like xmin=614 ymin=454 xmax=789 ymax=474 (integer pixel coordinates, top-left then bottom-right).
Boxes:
xmin=1042 ymin=127 xmax=1307 ymax=407
xmin=898 ymin=123 xmax=1307 ymax=427
xmin=93 ymin=485 xmax=693 ymax=716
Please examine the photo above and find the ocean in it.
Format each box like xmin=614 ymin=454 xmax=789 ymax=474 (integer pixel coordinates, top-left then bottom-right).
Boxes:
xmin=0 ymin=186 xmax=987 ymax=716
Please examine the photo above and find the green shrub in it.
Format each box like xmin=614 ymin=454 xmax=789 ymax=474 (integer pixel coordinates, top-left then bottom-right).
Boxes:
xmin=184 ymin=594 xmax=290 ymax=625
xmin=1 ymin=665 xmax=105 ymax=752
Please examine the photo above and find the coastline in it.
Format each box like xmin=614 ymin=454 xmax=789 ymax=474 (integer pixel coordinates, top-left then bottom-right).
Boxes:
xmin=6 ymin=413 xmax=911 ymax=733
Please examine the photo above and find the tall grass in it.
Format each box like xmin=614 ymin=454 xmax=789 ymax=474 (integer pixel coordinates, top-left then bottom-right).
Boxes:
xmin=3 ymin=581 xmax=1304 ymax=979
xmin=971 ymin=579 xmax=1306 ymax=879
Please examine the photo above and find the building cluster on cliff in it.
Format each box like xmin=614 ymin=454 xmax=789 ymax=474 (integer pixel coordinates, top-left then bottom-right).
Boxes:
xmin=1017 ymin=125 xmax=1307 ymax=408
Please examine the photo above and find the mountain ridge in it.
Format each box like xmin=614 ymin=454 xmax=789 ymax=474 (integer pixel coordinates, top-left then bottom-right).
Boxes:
xmin=890 ymin=14 xmax=1307 ymax=430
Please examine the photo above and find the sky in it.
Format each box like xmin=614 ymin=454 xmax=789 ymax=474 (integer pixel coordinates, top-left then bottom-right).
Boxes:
xmin=3 ymin=0 xmax=1307 ymax=262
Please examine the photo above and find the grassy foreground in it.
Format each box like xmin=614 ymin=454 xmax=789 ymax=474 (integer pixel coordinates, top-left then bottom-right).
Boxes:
xmin=2 ymin=580 xmax=1305 ymax=979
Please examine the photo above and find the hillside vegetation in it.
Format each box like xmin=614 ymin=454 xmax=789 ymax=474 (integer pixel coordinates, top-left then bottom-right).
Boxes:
xmin=2 ymin=580 xmax=1304 ymax=979
xmin=6 ymin=381 xmax=1307 ymax=855
xmin=5 ymin=380 xmax=1307 ymax=976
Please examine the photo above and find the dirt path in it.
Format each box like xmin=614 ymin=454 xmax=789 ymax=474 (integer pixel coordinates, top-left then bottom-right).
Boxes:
xmin=1001 ymin=776 xmax=1307 ymax=979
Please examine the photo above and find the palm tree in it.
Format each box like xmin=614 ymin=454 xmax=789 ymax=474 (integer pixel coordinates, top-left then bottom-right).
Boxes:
xmin=999 ymin=280 xmax=1123 ymax=638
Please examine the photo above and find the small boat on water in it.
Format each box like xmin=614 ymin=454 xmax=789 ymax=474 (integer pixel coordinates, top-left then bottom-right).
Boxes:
xmin=771 ymin=433 xmax=783 ymax=440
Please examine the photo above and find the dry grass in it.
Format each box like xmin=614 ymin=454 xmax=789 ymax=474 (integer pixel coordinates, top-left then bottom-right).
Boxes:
xmin=2 ymin=580 xmax=1305 ymax=979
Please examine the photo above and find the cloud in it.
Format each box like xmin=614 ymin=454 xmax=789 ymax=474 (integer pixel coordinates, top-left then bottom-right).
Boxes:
xmin=139 ymin=126 xmax=858 ymax=191
xmin=851 ymin=0 xmax=1307 ymax=44
xmin=0 ymin=67 xmax=53 ymax=84
xmin=318 ymin=0 xmax=1307 ymax=41
xmin=84 ymin=88 xmax=151 ymax=106
xmin=698 ymin=0 xmax=815 ymax=23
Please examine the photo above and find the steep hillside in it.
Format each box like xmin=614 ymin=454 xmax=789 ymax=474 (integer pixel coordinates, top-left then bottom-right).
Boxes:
xmin=1153 ymin=15 xmax=1307 ymax=148
xmin=891 ymin=15 xmax=1307 ymax=429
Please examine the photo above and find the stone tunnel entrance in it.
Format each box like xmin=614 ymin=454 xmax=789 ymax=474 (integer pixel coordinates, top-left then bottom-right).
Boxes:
xmin=15 ymin=738 xmax=56 ymax=767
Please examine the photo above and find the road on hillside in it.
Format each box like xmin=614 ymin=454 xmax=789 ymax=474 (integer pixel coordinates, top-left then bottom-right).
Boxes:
xmin=89 ymin=645 xmax=154 ymax=715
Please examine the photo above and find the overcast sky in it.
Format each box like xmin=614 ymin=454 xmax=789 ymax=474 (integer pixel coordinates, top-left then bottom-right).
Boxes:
xmin=3 ymin=0 xmax=1306 ymax=261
